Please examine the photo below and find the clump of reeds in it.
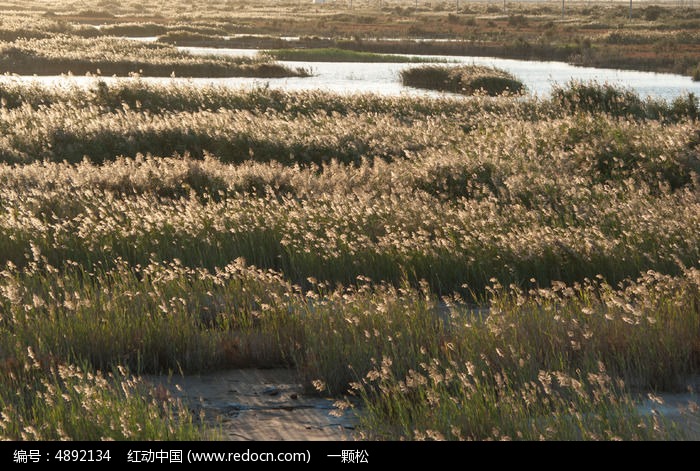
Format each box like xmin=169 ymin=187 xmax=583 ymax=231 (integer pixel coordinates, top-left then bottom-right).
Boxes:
xmin=0 ymin=350 xmax=205 ymax=440
xmin=551 ymin=80 xmax=646 ymax=117
xmin=552 ymin=80 xmax=700 ymax=121
xmin=400 ymin=64 xmax=524 ymax=96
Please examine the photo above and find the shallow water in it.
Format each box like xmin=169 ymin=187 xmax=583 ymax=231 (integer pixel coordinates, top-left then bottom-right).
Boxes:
xmin=3 ymin=44 xmax=698 ymax=100
xmin=178 ymin=46 xmax=700 ymax=100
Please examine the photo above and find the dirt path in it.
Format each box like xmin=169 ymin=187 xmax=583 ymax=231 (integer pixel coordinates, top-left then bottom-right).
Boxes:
xmin=146 ymin=369 xmax=357 ymax=441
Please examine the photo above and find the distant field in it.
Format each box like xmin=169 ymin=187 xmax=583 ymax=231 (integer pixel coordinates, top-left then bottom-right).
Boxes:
xmin=0 ymin=0 xmax=692 ymax=77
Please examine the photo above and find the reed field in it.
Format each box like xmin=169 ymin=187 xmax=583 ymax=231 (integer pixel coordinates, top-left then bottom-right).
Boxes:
xmin=0 ymin=78 xmax=698 ymax=440
xmin=0 ymin=0 xmax=698 ymax=442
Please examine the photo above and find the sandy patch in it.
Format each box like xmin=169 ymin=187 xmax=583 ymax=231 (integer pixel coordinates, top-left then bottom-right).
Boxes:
xmin=146 ymin=369 xmax=357 ymax=441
